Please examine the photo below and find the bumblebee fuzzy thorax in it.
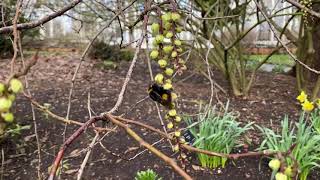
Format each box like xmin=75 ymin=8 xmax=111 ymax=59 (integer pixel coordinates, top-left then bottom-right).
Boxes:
xmin=148 ymin=83 xmax=172 ymax=107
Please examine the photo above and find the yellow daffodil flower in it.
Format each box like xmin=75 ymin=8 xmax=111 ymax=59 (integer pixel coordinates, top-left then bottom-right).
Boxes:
xmin=302 ymin=100 xmax=314 ymax=112
xmin=297 ymin=91 xmax=307 ymax=103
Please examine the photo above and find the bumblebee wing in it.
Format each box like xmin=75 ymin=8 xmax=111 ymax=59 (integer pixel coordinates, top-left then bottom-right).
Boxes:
xmin=149 ymin=90 xmax=163 ymax=103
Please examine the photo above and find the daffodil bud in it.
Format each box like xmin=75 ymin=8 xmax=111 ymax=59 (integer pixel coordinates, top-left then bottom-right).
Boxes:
xmin=166 ymin=32 xmax=173 ymax=38
xmin=0 ymin=98 xmax=12 ymax=112
xmin=165 ymin=68 xmax=174 ymax=76
xmin=171 ymin=13 xmax=181 ymax=22
xmin=1 ymin=112 xmax=14 ymax=123
xmin=167 ymin=122 xmax=174 ymax=129
xmin=296 ymin=91 xmax=307 ymax=103
xmin=158 ymin=59 xmax=167 ymax=68
xmin=174 ymin=131 xmax=181 ymax=137
xmin=269 ymin=159 xmax=281 ymax=171
xmin=154 ymin=74 xmax=164 ymax=84
xmin=9 ymin=79 xmax=23 ymax=93
xmin=168 ymin=109 xmax=177 ymax=116
xmin=150 ymin=50 xmax=159 ymax=59
xmin=275 ymin=173 xmax=287 ymax=180
xmin=151 ymin=23 xmax=160 ymax=33
xmin=284 ymin=166 xmax=293 ymax=177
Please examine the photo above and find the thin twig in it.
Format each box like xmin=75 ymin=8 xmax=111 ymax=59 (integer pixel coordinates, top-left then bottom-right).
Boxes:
xmin=1 ymin=149 xmax=4 ymax=180
xmin=0 ymin=0 xmax=83 ymax=34
xmin=6 ymin=51 xmax=38 ymax=84
xmin=128 ymin=138 xmax=164 ymax=160
xmin=48 ymin=116 xmax=106 ymax=180
xmin=105 ymin=0 xmax=148 ymax=114
xmin=18 ymin=33 xmax=42 ymax=180
xmin=10 ymin=0 xmax=22 ymax=75
xmin=76 ymin=91 xmax=98 ymax=180
xmin=76 ymin=133 xmax=99 ymax=180
xmin=62 ymin=2 xmax=138 ymax=173
xmin=23 ymin=93 xmax=115 ymax=132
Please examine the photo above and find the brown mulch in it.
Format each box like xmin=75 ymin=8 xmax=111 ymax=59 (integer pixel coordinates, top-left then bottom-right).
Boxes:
xmin=0 ymin=52 xmax=318 ymax=180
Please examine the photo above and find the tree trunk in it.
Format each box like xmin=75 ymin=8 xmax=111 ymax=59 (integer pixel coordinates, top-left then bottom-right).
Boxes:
xmin=311 ymin=3 xmax=320 ymax=100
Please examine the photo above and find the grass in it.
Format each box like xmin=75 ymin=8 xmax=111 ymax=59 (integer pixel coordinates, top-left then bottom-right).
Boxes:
xmin=246 ymin=54 xmax=295 ymax=66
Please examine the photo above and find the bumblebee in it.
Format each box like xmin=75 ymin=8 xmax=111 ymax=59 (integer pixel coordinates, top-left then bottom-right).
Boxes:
xmin=148 ymin=83 xmax=172 ymax=107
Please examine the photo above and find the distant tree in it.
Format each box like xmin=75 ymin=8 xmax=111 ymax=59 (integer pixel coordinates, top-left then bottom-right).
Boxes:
xmin=296 ymin=1 xmax=320 ymax=100
xmin=0 ymin=0 xmax=39 ymax=57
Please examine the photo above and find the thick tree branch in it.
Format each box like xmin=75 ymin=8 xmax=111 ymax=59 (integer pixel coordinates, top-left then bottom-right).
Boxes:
xmin=0 ymin=0 xmax=83 ymax=34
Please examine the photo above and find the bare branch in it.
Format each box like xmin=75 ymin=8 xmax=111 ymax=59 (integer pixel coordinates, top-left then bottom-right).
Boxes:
xmin=48 ymin=116 xmax=106 ymax=180
xmin=10 ymin=1 xmax=22 ymax=74
xmin=0 ymin=0 xmax=83 ymax=34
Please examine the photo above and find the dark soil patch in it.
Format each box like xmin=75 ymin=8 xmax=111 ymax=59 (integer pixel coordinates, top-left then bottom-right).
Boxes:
xmin=0 ymin=53 xmax=318 ymax=180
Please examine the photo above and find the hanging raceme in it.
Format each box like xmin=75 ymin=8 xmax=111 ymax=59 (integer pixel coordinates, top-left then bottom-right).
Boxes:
xmin=148 ymin=3 xmax=186 ymax=152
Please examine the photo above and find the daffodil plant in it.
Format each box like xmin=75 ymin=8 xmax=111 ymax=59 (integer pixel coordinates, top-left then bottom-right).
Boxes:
xmin=0 ymin=79 xmax=23 ymax=137
xmin=186 ymin=104 xmax=253 ymax=169
xmin=258 ymin=115 xmax=320 ymax=180
xmin=150 ymin=5 xmax=186 ymax=152
xmin=296 ymin=91 xmax=319 ymax=112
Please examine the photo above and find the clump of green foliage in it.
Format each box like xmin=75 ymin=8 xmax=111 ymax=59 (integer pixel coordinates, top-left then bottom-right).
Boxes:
xmin=310 ymin=108 xmax=320 ymax=134
xmin=186 ymin=103 xmax=253 ymax=169
xmin=257 ymin=114 xmax=320 ymax=180
xmin=134 ymin=169 xmax=162 ymax=180
xmin=88 ymin=40 xmax=134 ymax=62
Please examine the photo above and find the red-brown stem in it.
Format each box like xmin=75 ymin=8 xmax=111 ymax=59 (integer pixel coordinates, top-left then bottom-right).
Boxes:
xmin=115 ymin=115 xmax=296 ymax=160
xmin=48 ymin=116 xmax=106 ymax=180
